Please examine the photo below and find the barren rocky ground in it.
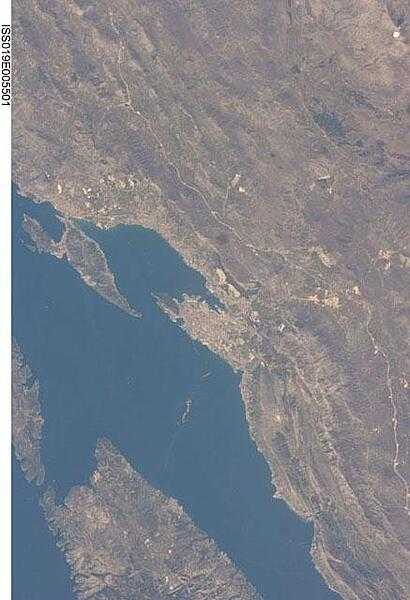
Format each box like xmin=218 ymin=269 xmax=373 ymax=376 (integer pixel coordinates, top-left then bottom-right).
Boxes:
xmin=13 ymin=1 xmax=410 ymax=598
xmin=41 ymin=439 xmax=261 ymax=600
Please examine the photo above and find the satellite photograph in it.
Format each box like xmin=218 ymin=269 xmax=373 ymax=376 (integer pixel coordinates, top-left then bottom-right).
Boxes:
xmin=10 ymin=1 xmax=409 ymax=599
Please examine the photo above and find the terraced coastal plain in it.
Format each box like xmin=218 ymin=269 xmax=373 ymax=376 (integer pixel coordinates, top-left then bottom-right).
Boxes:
xmin=12 ymin=1 xmax=410 ymax=599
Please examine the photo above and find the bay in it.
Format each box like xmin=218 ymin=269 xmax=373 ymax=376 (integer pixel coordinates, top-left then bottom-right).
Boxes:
xmin=12 ymin=188 xmax=338 ymax=600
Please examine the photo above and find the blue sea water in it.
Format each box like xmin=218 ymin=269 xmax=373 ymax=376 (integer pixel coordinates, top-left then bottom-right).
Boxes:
xmin=12 ymin=188 xmax=339 ymax=600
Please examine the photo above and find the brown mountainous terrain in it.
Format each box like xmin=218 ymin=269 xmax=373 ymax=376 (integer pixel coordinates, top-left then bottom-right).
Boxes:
xmin=13 ymin=1 xmax=410 ymax=598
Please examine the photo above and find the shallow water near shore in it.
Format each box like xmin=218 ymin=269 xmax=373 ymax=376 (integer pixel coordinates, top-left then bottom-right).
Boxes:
xmin=12 ymin=188 xmax=338 ymax=600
